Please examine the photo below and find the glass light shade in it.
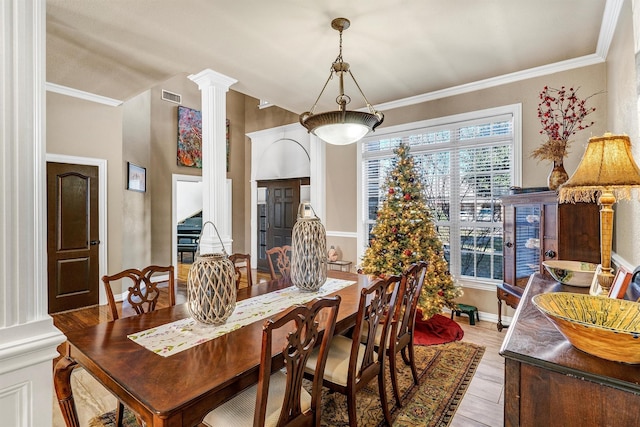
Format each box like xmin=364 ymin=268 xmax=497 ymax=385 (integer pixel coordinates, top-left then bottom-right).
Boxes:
xmin=300 ymin=110 xmax=383 ymax=145
xmin=313 ymin=123 xmax=370 ymax=145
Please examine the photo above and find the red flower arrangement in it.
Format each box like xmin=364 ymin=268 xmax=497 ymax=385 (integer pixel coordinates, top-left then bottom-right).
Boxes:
xmin=531 ymin=86 xmax=600 ymax=162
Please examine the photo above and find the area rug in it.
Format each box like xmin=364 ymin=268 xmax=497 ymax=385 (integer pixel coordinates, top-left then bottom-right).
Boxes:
xmin=414 ymin=312 xmax=464 ymax=346
xmin=89 ymin=341 xmax=484 ymax=427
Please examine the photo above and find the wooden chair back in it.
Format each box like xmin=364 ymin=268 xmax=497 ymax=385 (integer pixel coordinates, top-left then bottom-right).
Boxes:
xmin=351 ymin=275 xmax=401 ymax=386
xmin=266 ymin=245 xmax=292 ymax=280
xmin=392 ymin=261 xmax=428 ymax=350
xmin=255 ymin=296 xmax=341 ymax=427
xmin=102 ymin=265 xmax=175 ymax=321
xmin=229 ymin=253 xmax=252 ymax=289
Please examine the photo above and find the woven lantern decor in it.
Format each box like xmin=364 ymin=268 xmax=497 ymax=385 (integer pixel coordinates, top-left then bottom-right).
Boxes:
xmin=291 ymin=202 xmax=327 ymax=292
xmin=187 ymin=221 xmax=237 ymax=324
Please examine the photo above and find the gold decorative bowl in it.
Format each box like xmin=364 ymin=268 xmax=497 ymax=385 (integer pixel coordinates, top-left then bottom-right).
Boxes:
xmin=532 ymin=292 xmax=640 ymax=364
xmin=542 ymin=260 xmax=597 ymax=287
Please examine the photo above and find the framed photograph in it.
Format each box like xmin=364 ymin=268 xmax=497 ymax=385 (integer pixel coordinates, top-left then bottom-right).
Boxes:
xmin=127 ymin=162 xmax=146 ymax=192
xmin=608 ymin=266 xmax=632 ymax=299
xmin=589 ymin=264 xmax=603 ymax=296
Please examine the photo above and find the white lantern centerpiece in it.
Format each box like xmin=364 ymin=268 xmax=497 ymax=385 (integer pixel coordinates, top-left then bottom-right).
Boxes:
xmin=290 ymin=202 xmax=327 ymax=292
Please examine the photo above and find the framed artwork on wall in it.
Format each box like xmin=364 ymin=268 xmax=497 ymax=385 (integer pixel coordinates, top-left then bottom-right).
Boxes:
xmin=177 ymin=106 xmax=202 ymax=168
xmin=127 ymin=162 xmax=146 ymax=192
xmin=177 ymin=106 xmax=230 ymax=171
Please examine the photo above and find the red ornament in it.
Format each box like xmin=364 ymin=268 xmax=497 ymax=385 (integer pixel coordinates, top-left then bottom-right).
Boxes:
xmin=389 ymin=188 xmax=395 ymax=194
xmin=392 ymin=226 xmax=397 ymax=233
xmin=438 ymin=290 xmax=444 ymax=297
xmin=403 ymin=249 xmax=412 ymax=257
xmin=404 ymin=193 xmax=411 ymax=201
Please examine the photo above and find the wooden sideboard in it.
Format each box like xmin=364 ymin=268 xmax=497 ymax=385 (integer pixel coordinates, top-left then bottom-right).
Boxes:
xmin=500 ymin=273 xmax=640 ymax=426
xmin=497 ymin=190 xmax=600 ymax=330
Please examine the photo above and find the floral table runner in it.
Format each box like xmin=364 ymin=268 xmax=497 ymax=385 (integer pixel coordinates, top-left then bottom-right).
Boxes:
xmin=128 ymin=278 xmax=356 ymax=357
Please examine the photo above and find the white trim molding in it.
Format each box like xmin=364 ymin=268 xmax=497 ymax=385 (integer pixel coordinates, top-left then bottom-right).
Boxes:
xmin=45 ymin=82 xmax=123 ymax=106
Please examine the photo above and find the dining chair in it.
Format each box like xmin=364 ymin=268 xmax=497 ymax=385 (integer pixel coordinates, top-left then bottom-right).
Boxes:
xmin=101 ymin=264 xmax=175 ymax=426
xmin=102 ymin=264 xmax=176 ymax=321
xmin=202 ymin=295 xmax=341 ymax=427
xmin=387 ymin=261 xmax=428 ymax=407
xmin=304 ymin=275 xmax=401 ymax=427
xmin=229 ymin=253 xmax=253 ymax=289
xmin=266 ymin=245 xmax=292 ymax=280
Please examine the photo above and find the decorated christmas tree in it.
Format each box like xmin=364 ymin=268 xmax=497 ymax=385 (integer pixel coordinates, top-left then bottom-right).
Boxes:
xmin=361 ymin=143 xmax=462 ymax=318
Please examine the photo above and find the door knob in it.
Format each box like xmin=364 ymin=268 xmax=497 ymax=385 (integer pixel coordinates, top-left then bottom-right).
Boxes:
xmin=90 ymin=240 xmax=101 ymax=245
xmin=504 ymin=242 xmax=513 ymax=248
xmin=544 ymin=249 xmax=556 ymax=258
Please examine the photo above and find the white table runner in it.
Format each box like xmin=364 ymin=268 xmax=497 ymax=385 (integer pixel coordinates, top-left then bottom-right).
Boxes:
xmin=128 ymin=278 xmax=356 ymax=357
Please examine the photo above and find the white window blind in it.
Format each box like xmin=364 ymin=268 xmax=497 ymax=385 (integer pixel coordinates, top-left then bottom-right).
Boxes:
xmin=360 ymin=106 xmax=520 ymax=284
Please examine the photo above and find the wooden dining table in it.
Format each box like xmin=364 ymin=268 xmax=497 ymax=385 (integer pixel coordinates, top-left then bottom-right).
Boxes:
xmin=54 ymin=270 xmax=372 ymax=427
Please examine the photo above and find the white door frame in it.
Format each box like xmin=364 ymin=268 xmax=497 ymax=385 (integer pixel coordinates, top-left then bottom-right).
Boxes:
xmin=172 ymin=174 xmax=202 ymax=280
xmin=46 ymin=153 xmax=108 ymax=305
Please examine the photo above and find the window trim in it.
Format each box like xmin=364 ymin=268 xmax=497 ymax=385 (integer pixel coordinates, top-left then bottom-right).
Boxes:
xmin=356 ymin=103 xmax=522 ymax=290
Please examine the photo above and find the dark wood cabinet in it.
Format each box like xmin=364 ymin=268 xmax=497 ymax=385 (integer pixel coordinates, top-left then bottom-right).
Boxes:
xmin=500 ymin=274 xmax=640 ymax=427
xmin=497 ymin=190 xmax=600 ymax=330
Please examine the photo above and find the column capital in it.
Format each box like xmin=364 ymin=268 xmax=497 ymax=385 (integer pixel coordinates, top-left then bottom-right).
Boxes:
xmin=188 ymin=69 xmax=237 ymax=90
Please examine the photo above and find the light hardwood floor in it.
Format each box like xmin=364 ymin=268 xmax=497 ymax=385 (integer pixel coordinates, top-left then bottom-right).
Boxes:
xmin=52 ymin=265 xmax=506 ymax=426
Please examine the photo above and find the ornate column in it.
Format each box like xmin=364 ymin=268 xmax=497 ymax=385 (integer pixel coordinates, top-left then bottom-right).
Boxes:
xmin=0 ymin=0 xmax=66 ymax=425
xmin=188 ymin=69 xmax=237 ymax=253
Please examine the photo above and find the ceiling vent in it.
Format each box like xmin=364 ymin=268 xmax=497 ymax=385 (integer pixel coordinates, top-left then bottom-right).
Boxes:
xmin=161 ymin=89 xmax=181 ymax=104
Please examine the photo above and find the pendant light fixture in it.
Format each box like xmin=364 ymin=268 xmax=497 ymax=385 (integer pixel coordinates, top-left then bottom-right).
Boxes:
xmin=299 ymin=18 xmax=384 ymax=145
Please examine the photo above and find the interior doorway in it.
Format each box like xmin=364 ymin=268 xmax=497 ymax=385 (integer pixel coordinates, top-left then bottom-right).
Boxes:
xmin=47 ymin=162 xmax=100 ymax=313
xmin=172 ymin=174 xmax=203 ymax=283
xmin=256 ymin=177 xmax=309 ymax=272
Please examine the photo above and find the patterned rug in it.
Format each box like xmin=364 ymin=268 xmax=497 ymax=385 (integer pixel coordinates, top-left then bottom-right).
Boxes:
xmin=90 ymin=341 xmax=484 ymax=427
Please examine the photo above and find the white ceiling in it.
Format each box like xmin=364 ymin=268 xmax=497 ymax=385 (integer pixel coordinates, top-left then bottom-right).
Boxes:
xmin=46 ymin=0 xmax=617 ymax=114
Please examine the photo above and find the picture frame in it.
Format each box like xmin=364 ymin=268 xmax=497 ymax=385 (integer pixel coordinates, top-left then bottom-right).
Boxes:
xmin=127 ymin=162 xmax=146 ymax=192
xmin=608 ymin=266 xmax=632 ymax=299
xmin=177 ymin=106 xmax=202 ymax=168
xmin=589 ymin=264 xmax=603 ymax=296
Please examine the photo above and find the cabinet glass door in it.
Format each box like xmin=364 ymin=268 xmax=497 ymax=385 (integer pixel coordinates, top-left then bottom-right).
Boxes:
xmin=514 ymin=205 xmax=540 ymax=287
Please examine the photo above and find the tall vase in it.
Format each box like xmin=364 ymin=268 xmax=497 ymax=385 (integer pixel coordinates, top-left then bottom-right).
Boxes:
xmin=547 ymin=160 xmax=569 ymax=190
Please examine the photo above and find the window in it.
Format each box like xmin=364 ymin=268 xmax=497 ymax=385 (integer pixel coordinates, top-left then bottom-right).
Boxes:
xmin=359 ymin=105 xmax=521 ymax=286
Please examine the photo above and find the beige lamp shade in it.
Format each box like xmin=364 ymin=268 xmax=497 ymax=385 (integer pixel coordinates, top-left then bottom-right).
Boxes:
xmin=559 ymin=134 xmax=640 ymax=203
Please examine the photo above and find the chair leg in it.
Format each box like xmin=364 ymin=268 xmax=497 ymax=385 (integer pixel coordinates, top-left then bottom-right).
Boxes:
xmin=347 ymin=390 xmax=358 ymax=427
xmin=407 ymin=340 xmax=419 ymax=385
xmin=378 ymin=369 xmax=393 ymax=426
xmin=115 ymin=401 xmax=124 ymax=427
xmin=389 ymin=349 xmax=403 ymax=408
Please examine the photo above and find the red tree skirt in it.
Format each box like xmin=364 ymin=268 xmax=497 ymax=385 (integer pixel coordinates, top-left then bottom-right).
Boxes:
xmin=414 ymin=310 xmax=464 ymax=346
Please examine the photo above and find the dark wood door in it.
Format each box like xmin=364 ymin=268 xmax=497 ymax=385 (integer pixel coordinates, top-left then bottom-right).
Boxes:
xmin=47 ymin=162 xmax=100 ymax=313
xmin=256 ymin=179 xmax=306 ymax=271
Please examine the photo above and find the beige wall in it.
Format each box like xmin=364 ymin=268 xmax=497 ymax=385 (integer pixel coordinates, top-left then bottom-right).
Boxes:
xmin=606 ymin=1 xmax=640 ymax=268
xmin=149 ymin=74 xmax=202 ymax=265
xmin=122 ymin=91 xmax=151 ymax=269
xmin=46 ymin=92 xmax=125 ymax=280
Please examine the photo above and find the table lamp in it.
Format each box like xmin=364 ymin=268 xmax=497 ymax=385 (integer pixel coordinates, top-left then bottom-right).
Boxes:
xmin=558 ymin=133 xmax=640 ymax=294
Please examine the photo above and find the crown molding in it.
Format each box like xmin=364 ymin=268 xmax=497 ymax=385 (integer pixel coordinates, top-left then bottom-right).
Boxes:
xmin=375 ymin=54 xmax=605 ymax=112
xmin=372 ymin=0 xmax=621 ymax=113
xmin=45 ymin=82 xmax=123 ymax=106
